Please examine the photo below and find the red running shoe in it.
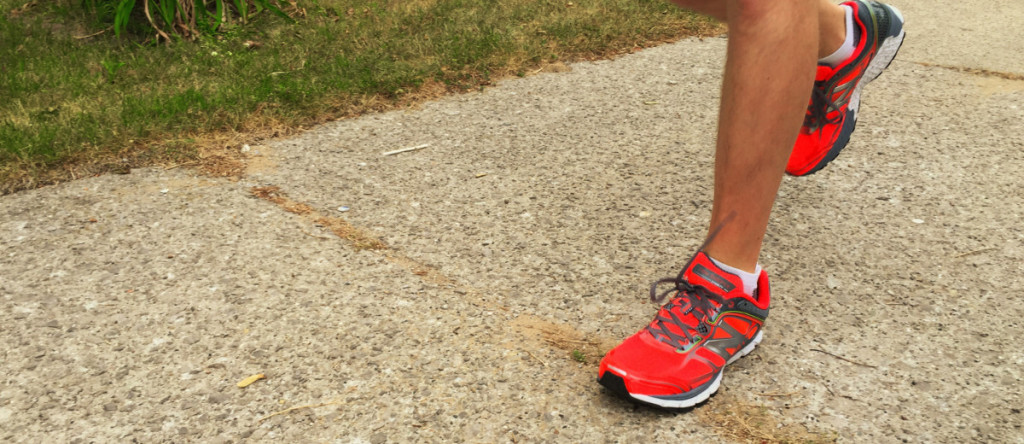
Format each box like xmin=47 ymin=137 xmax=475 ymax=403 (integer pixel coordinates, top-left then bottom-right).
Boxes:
xmin=598 ymin=251 xmax=770 ymax=408
xmin=786 ymin=1 xmax=906 ymax=176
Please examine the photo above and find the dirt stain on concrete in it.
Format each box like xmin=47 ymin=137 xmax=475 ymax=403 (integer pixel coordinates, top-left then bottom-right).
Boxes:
xmin=510 ymin=314 xmax=617 ymax=365
xmin=698 ymin=391 xmax=838 ymax=444
xmin=250 ymin=185 xmax=386 ymax=250
xmin=382 ymin=254 xmax=459 ymax=287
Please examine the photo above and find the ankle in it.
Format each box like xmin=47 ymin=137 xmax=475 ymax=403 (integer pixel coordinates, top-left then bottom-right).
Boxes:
xmin=709 ymin=256 xmax=761 ymax=296
xmin=818 ymin=4 xmax=852 ymax=61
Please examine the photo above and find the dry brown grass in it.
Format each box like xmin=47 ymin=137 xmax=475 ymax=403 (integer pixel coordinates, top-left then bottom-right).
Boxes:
xmin=510 ymin=314 xmax=619 ymax=366
xmin=697 ymin=392 xmax=838 ymax=444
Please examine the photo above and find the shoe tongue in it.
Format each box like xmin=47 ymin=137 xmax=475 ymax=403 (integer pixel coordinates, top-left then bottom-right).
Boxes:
xmin=648 ymin=252 xmax=742 ymax=347
xmin=683 ymin=252 xmax=744 ymax=297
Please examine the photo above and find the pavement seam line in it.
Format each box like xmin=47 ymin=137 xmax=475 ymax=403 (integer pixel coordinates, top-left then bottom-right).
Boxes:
xmin=246 ymin=184 xmax=621 ymax=370
xmin=244 ymin=180 xmax=783 ymax=397
xmin=911 ymin=61 xmax=1024 ymax=81
xmin=246 ymin=184 xmax=512 ymax=313
xmin=249 ymin=185 xmax=386 ymax=250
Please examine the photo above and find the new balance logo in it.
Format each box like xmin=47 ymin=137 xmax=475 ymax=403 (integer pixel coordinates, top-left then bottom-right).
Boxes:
xmin=703 ymin=321 xmax=748 ymax=362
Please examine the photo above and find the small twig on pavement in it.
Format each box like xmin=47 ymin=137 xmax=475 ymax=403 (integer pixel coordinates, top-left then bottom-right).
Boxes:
xmin=955 ymin=247 xmax=996 ymax=258
xmin=257 ymin=400 xmax=343 ymax=423
xmin=810 ymin=348 xmax=878 ymax=369
xmin=525 ymin=350 xmax=548 ymax=367
xmin=759 ymin=391 xmax=799 ymax=398
xmin=382 ymin=143 xmax=430 ymax=156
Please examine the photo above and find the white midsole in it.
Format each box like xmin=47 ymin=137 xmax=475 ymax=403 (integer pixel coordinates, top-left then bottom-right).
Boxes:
xmin=849 ymin=6 xmax=906 ymax=120
xmin=631 ymin=330 xmax=764 ymax=409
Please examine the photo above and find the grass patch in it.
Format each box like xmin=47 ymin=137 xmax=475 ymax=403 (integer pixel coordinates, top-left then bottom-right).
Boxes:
xmin=0 ymin=0 xmax=721 ymax=193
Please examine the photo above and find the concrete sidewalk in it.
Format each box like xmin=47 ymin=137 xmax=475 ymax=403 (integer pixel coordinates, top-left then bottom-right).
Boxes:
xmin=3 ymin=2 xmax=1022 ymax=442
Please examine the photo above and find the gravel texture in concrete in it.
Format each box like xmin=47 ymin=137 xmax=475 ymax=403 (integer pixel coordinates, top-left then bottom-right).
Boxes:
xmin=2 ymin=1 xmax=1023 ymax=442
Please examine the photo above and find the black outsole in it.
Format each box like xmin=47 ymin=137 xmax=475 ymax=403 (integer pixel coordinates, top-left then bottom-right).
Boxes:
xmin=597 ymin=372 xmax=710 ymax=412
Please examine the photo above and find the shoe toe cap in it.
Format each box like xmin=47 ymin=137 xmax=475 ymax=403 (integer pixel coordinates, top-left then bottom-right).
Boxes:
xmin=598 ymin=332 xmax=715 ymax=397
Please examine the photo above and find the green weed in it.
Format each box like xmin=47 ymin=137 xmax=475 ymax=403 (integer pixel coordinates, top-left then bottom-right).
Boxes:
xmin=100 ymin=58 xmax=125 ymax=81
xmin=80 ymin=0 xmax=291 ymax=39
xmin=571 ymin=349 xmax=587 ymax=364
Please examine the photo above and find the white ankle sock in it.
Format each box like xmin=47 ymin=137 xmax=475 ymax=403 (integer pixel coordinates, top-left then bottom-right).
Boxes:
xmin=819 ymin=5 xmax=857 ymax=67
xmin=709 ymin=256 xmax=761 ymax=296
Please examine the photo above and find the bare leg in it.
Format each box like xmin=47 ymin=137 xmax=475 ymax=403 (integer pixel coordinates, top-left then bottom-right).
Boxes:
xmin=597 ymin=1 xmax=874 ymax=407
xmin=670 ymin=0 xmax=847 ymax=59
xmin=694 ymin=0 xmax=821 ymax=271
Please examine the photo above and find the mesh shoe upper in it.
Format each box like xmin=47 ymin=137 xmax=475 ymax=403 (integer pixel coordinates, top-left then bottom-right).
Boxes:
xmin=786 ymin=0 xmax=906 ymax=176
xmin=598 ymin=252 xmax=770 ymax=402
